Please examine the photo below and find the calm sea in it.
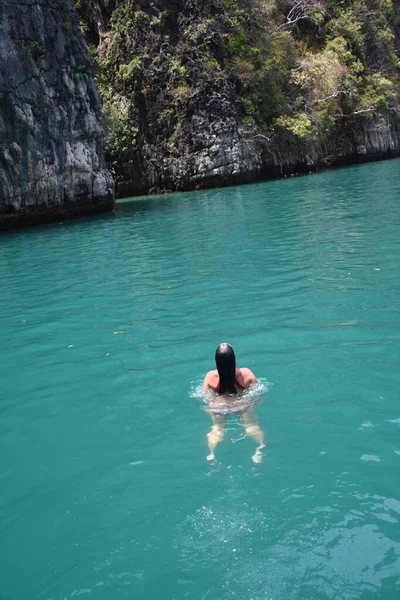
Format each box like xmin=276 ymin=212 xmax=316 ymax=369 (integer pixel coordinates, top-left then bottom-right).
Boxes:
xmin=1 ymin=159 xmax=400 ymax=599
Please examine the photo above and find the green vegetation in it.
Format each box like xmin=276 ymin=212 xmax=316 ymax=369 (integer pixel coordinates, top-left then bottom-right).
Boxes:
xmin=76 ymin=0 xmax=400 ymax=186
xmin=87 ymin=45 xmax=138 ymax=177
xmin=64 ymin=15 xmax=78 ymax=43
xmin=18 ymin=39 xmax=46 ymax=61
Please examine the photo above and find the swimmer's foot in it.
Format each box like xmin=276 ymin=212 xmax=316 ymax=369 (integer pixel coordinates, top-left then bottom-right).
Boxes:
xmin=207 ymin=452 xmax=215 ymax=462
xmin=252 ymin=444 xmax=266 ymax=464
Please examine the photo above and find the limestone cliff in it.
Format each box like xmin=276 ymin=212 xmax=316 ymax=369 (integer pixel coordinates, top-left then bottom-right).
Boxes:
xmin=0 ymin=0 xmax=114 ymax=229
xmin=79 ymin=0 xmax=400 ymax=196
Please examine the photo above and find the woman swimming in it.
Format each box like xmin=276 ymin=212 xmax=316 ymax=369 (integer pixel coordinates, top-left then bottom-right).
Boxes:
xmin=203 ymin=343 xmax=265 ymax=463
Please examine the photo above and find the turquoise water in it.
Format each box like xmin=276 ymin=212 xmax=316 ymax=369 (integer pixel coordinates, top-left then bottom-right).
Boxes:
xmin=1 ymin=160 xmax=400 ymax=600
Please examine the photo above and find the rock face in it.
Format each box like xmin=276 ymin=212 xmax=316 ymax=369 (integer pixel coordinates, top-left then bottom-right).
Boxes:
xmin=260 ymin=114 xmax=400 ymax=179
xmin=0 ymin=0 xmax=114 ymax=229
xmin=140 ymin=111 xmax=400 ymax=194
xmin=79 ymin=0 xmax=400 ymax=197
xmin=139 ymin=79 xmax=265 ymax=194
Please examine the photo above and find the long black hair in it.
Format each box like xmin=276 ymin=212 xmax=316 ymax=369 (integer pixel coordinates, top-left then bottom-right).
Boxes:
xmin=215 ymin=343 xmax=237 ymax=395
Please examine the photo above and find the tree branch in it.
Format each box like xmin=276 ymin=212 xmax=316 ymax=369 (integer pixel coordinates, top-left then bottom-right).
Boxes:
xmin=272 ymin=0 xmax=324 ymax=36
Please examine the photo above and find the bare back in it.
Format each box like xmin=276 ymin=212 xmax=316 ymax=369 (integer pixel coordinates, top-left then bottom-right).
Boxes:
xmin=203 ymin=367 xmax=257 ymax=393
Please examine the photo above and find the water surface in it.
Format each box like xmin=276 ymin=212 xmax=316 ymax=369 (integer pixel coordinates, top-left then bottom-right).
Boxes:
xmin=1 ymin=160 xmax=400 ymax=599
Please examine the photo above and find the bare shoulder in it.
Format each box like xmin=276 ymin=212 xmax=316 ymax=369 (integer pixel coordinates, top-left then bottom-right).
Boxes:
xmin=237 ymin=367 xmax=257 ymax=385
xmin=203 ymin=369 xmax=218 ymax=391
xmin=206 ymin=369 xmax=218 ymax=379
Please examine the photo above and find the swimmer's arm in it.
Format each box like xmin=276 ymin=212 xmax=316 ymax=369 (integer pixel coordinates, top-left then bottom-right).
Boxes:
xmin=203 ymin=373 xmax=212 ymax=392
xmin=243 ymin=368 xmax=257 ymax=385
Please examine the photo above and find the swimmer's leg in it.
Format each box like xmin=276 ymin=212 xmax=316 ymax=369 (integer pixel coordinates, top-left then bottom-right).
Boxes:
xmin=239 ymin=407 xmax=265 ymax=464
xmin=207 ymin=414 xmax=226 ymax=461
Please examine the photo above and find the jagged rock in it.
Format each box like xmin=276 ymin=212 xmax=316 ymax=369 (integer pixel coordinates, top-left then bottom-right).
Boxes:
xmin=80 ymin=0 xmax=400 ymax=196
xmin=0 ymin=0 xmax=114 ymax=229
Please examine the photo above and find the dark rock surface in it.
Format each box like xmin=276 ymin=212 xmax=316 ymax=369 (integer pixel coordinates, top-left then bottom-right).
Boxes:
xmin=0 ymin=0 xmax=114 ymax=230
xmin=79 ymin=0 xmax=400 ymax=197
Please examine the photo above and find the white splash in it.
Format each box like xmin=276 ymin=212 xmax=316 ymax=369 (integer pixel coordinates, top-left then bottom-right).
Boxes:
xmin=190 ymin=378 xmax=272 ymax=414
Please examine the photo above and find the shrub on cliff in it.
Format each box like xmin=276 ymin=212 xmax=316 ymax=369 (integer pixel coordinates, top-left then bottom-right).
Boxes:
xmin=76 ymin=0 xmax=400 ymax=192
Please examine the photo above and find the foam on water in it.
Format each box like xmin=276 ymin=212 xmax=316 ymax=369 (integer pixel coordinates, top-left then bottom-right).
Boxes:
xmin=190 ymin=378 xmax=272 ymax=414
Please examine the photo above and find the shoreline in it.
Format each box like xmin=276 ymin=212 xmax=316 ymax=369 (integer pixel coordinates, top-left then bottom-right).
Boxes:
xmin=1 ymin=152 xmax=399 ymax=231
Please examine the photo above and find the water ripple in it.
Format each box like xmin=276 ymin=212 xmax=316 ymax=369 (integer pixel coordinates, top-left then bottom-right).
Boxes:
xmin=1 ymin=160 xmax=400 ymax=599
